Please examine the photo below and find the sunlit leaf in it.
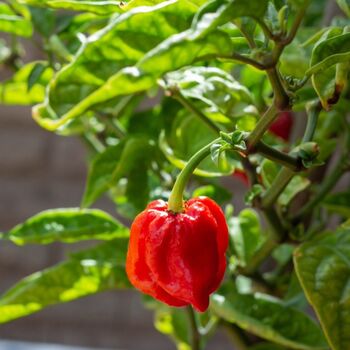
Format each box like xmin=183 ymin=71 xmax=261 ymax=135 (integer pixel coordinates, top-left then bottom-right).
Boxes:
xmin=3 ymin=208 xmax=128 ymax=245
xmin=0 ymin=239 xmax=130 ymax=324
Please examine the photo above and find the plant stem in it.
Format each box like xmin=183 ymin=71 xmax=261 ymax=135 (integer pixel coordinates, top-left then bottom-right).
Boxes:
xmin=261 ymin=167 xmax=295 ymax=208
xmin=168 ymin=138 xmax=220 ymax=212
xmin=247 ymin=104 xmax=278 ymax=150
xmin=255 ymin=17 xmax=276 ymax=41
xmin=235 ymin=22 xmax=257 ymax=49
xmin=187 ymin=306 xmax=201 ymax=350
xmin=302 ymin=102 xmax=322 ymax=143
xmin=293 ymin=155 xmax=348 ymax=221
xmin=240 ymin=156 xmax=259 ymax=185
xmin=97 ymin=113 xmax=126 ymax=139
xmin=231 ymin=53 xmax=266 ymax=70
xmin=173 ymin=92 xmax=220 ymax=133
xmin=243 ymin=207 xmax=285 ymax=274
xmin=255 ymin=141 xmax=302 ymax=171
xmin=83 ymin=132 xmax=105 ymax=153
xmin=266 ymin=68 xmax=291 ymax=110
xmin=272 ymin=1 xmax=311 ymax=61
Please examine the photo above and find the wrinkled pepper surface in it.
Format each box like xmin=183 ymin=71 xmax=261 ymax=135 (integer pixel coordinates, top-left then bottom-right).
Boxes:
xmin=126 ymin=196 xmax=228 ymax=312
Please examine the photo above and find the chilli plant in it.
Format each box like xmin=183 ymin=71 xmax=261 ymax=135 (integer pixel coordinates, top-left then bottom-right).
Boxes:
xmin=1 ymin=0 xmax=350 ymax=349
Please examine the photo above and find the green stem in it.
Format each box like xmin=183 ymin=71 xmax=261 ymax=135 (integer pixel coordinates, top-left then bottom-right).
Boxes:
xmin=240 ymin=156 xmax=259 ymax=185
xmin=302 ymin=102 xmax=322 ymax=143
xmin=97 ymin=113 xmax=126 ymax=139
xmin=83 ymin=132 xmax=105 ymax=153
xmin=247 ymin=104 xmax=278 ymax=150
xmin=231 ymin=53 xmax=266 ymax=70
xmin=272 ymin=1 xmax=311 ymax=62
xmin=173 ymin=92 xmax=220 ymax=133
xmin=293 ymin=156 xmax=347 ymax=221
xmin=255 ymin=141 xmax=302 ymax=171
xmin=266 ymin=68 xmax=291 ymax=110
xmin=243 ymin=207 xmax=284 ymax=274
xmin=187 ymin=306 xmax=201 ymax=350
xmin=255 ymin=18 xmax=276 ymax=41
xmin=261 ymin=167 xmax=295 ymax=208
xmin=284 ymin=1 xmax=311 ymax=46
xmin=168 ymin=139 xmax=220 ymax=213
xmin=235 ymin=22 xmax=257 ymax=49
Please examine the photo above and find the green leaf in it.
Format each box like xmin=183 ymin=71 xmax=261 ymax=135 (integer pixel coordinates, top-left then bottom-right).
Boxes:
xmin=155 ymin=307 xmax=191 ymax=350
xmin=249 ymin=343 xmax=285 ymax=350
xmin=260 ymin=160 xmax=310 ymax=206
xmin=0 ymin=239 xmax=130 ymax=324
xmin=279 ymin=176 xmax=310 ymax=207
xmin=29 ymin=7 xmax=55 ymax=38
xmin=82 ymin=138 xmax=154 ymax=207
xmin=159 ymin=132 xmax=226 ymax=177
xmin=160 ymin=112 xmax=234 ymax=176
xmin=228 ymin=209 xmax=265 ymax=267
xmin=308 ymin=31 xmax=350 ymax=109
xmin=211 ymin=284 xmax=327 ymax=350
xmin=0 ymin=2 xmax=33 ymax=37
xmin=33 ymin=0 xmax=200 ymax=130
xmin=3 ymin=208 xmax=128 ymax=245
xmin=294 ymin=228 xmax=350 ymax=350
xmin=24 ymin=0 xmax=124 ymax=15
xmin=200 ymin=0 xmax=269 ymax=20
xmin=33 ymin=0 xmax=249 ymax=131
xmin=192 ymin=184 xmax=232 ymax=204
xmin=322 ymin=190 xmax=350 ymax=217
xmin=162 ymin=66 xmax=253 ymax=117
xmin=0 ymin=61 xmax=53 ymax=105
xmin=28 ymin=62 xmax=48 ymax=91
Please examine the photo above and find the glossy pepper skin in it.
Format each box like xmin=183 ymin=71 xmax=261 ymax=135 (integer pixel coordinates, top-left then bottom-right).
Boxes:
xmin=126 ymin=196 xmax=229 ymax=312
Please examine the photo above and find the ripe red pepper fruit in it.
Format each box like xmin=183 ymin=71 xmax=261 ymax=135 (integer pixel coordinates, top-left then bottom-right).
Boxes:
xmin=269 ymin=111 xmax=293 ymax=141
xmin=232 ymin=169 xmax=249 ymax=186
xmin=126 ymin=196 xmax=229 ymax=312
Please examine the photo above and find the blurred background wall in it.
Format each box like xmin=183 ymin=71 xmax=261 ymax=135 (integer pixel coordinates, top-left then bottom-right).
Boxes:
xmin=0 ymin=103 xmax=233 ymax=349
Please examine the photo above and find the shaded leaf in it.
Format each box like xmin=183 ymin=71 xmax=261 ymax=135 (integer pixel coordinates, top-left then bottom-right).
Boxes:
xmin=323 ymin=190 xmax=350 ymax=218
xmin=308 ymin=30 xmax=350 ymax=109
xmin=82 ymin=138 xmax=154 ymax=207
xmin=228 ymin=209 xmax=265 ymax=267
xmin=294 ymin=228 xmax=350 ymax=350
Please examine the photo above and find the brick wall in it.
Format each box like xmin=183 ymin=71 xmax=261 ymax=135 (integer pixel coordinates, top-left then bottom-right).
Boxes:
xmin=0 ymin=105 xmax=232 ymax=349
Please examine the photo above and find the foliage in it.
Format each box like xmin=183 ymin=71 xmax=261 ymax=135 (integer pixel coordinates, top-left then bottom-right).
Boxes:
xmin=1 ymin=0 xmax=350 ymax=349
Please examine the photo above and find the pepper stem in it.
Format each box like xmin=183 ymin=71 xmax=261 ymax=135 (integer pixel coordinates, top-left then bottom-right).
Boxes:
xmin=168 ymin=138 xmax=220 ymax=213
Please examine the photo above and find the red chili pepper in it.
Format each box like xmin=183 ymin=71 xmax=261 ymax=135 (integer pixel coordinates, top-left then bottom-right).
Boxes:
xmin=126 ymin=196 xmax=229 ymax=312
xmin=232 ymin=169 xmax=249 ymax=186
xmin=269 ymin=112 xmax=293 ymax=141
